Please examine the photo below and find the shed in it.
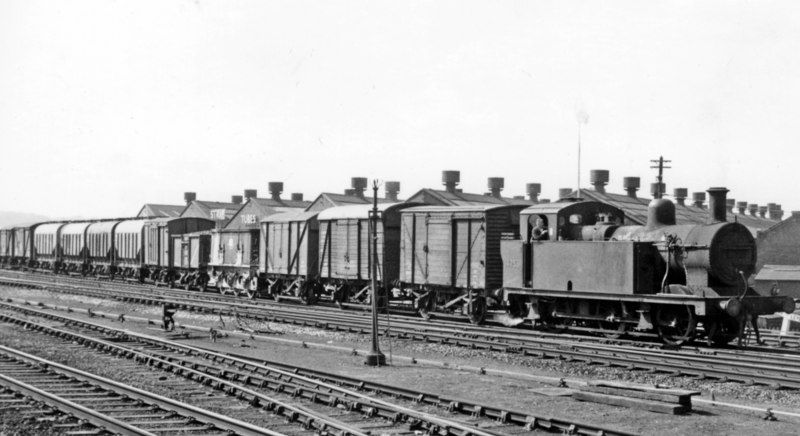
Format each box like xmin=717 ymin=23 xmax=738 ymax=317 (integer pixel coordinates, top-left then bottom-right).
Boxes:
xmin=754 ymin=265 xmax=800 ymax=299
xmin=137 ymin=204 xmax=185 ymax=218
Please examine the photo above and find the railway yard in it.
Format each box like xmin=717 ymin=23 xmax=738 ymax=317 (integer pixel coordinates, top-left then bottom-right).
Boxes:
xmin=1 ymin=270 xmax=800 ymax=435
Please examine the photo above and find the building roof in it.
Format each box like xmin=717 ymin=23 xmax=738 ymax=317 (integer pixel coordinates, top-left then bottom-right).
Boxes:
xmin=223 ymin=197 xmax=311 ymax=231
xmin=304 ymin=193 xmax=395 ymax=212
xmin=180 ymin=200 xmax=243 ymax=224
xmin=136 ymin=204 xmax=185 ymax=218
xmin=405 ymin=188 xmax=533 ymax=207
xmin=562 ymin=188 xmax=778 ymax=233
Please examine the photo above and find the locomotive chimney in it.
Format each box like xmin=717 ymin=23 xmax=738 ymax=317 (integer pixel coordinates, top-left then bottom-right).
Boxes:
xmin=442 ymin=170 xmax=460 ymax=193
xmin=558 ymin=188 xmax=573 ymax=200
xmin=590 ymin=169 xmax=609 ymax=194
xmin=692 ymin=192 xmax=706 ymax=208
xmin=231 ymin=195 xmax=243 ymax=205
xmin=759 ymin=206 xmax=768 ymax=218
xmin=385 ymin=181 xmax=401 ymax=201
xmin=748 ymin=203 xmax=759 ymax=217
xmin=645 ymin=199 xmax=677 ymax=230
xmin=244 ymin=189 xmax=258 ymax=200
xmin=184 ymin=192 xmax=196 ymax=205
xmin=268 ymin=182 xmax=283 ymax=200
xmin=488 ymin=177 xmax=504 ymax=198
xmin=650 ymin=183 xmax=666 ymax=200
xmin=673 ymin=188 xmax=688 ymax=206
xmin=526 ymin=183 xmax=541 ymax=203
xmin=623 ymin=177 xmax=640 ymax=198
xmin=726 ymin=198 xmax=736 ymax=213
xmin=351 ymin=177 xmax=367 ymax=199
xmin=291 ymin=193 xmax=303 ymax=201
xmin=736 ymin=201 xmax=748 ymax=214
xmin=707 ymin=187 xmax=728 ymax=223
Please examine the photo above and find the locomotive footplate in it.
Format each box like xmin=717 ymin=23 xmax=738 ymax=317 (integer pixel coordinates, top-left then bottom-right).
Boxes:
xmin=500 ymin=287 xmax=795 ymax=319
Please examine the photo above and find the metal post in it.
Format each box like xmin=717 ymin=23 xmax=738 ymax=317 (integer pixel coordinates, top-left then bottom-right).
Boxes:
xmin=365 ymin=180 xmax=386 ymax=366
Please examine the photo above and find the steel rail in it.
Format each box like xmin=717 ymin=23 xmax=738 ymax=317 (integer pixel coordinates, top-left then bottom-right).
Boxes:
xmin=0 ymin=345 xmax=283 ymax=436
xmin=0 ymin=305 xmax=638 ymax=436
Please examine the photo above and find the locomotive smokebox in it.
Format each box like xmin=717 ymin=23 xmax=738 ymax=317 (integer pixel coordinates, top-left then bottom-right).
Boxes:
xmin=623 ymin=177 xmax=640 ymax=198
xmin=231 ymin=195 xmax=243 ymax=204
xmin=707 ymin=187 xmax=729 ymax=223
xmin=590 ymin=169 xmax=609 ymax=193
xmin=488 ymin=178 xmax=504 ymax=198
xmin=673 ymin=188 xmax=688 ymax=206
xmin=442 ymin=171 xmax=460 ymax=193
xmin=184 ymin=192 xmax=196 ymax=205
xmin=244 ymin=189 xmax=258 ymax=200
xmin=645 ymin=199 xmax=676 ymax=230
xmin=351 ymin=177 xmax=367 ymax=198
xmin=526 ymin=183 xmax=541 ymax=202
xmin=385 ymin=181 xmax=401 ymax=201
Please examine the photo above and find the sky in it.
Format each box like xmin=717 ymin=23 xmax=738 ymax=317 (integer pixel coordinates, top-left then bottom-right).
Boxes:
xmin=1 ymin=1 xmax=799 ymax=219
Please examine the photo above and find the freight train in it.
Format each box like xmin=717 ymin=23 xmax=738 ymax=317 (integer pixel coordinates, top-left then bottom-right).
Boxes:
xmin=0 ymin=185 xmax=794 ymax=346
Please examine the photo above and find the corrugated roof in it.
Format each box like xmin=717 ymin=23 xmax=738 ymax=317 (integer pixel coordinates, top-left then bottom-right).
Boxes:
xmin=115 ymin=219 xmax=148 ymax=234
xmin=61 ymin=222 xmax=92 ymax=235
xmin=34 ymin=223 xmax=64 ymax=236
xmin=755 ymin=265 xmax=800 ymax=282
xmin=137 ymin=204 xmax=185 ymax=218
xmin=87 ymin=221 xmax=120 ymax=234
xmin=406 ymin=188 xmax=533 ymax=207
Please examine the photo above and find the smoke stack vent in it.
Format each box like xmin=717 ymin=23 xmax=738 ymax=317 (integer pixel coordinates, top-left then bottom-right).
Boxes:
xmin=513 ymin=195 xmax=525 ymax=200
xmin=748 ymin=204 xmax=759 ymax=217
xmin=692 ymin=192 xmax=706 ymax=208
xmin=268 ymin=182 xmax=284 ymax=200
xmin=707 ymin=187 xmax=729 ymax=223
xmin=231 ymin=195 xmax=243 ymax=204
xmin=673 ymin=188 xmax=688 ymax=206
xmin=184 ymin=192 xmax=196 ymax=205
xmin=623 ymin=177 xmax=640 ymax=198
xmin=442 ymin=170 xmax=461 ymax=193
xmin=726 ymin=199 xmax=736 ymax=213
xmin=650 ymin=183 xmax=666 ymax=199
xmin=291 ymin=193 xmax=303 ymax=201
xmin=351 ymin=177 xmax=367 ymax=198
xmin=590 ymin=169 xmax=609 ymax=193
xmin=526 ymin=183 xmax=541 ymax=203
xmin=385 ymin=181 xmax=400 ymax=201
xmin=344 ymin=189 xmax=356 ymax=196
xmin=244 ymin=189 xmax=258 ymax=200
xmin=736 ymin=201 xmax=748 ymax=214
xmin=558 ymin=188 xmax=573 ymax=200
xmin=488 ymin=177 xmax=504 ymax=198
xmin=759 ymin=206 xmax=768 ymax=218
xmin=539 ymin=199 xmax=551 ymax=204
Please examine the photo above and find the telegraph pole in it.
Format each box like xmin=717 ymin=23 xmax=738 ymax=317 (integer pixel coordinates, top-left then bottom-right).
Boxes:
xmin=365 ymin=180 xmax=386 ymax=366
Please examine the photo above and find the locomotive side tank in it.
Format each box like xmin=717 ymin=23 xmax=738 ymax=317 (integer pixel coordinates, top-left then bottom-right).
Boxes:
xmin=501 ymin=188 xmax=795 ymax=345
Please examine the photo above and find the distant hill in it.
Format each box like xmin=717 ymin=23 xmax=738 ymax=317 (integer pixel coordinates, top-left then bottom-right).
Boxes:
xmin=0 ymin=211 xmax=51 ymax=227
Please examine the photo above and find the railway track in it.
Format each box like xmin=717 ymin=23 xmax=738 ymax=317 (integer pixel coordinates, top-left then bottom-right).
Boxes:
xmin=0 ymin=344 xmax=284 ymax=436
xmin=0 ymin=306 xmax=636 ymax=436
xmin=5 ymin=272 xmax=800 ymax=390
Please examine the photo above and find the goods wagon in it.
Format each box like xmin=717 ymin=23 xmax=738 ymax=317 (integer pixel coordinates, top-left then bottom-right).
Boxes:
xmin=142 ymin=217 xmax=215 ymax=286
xmin=261 ymin=211 xmax=320 ymax=302
xmin=0 ymin=227 xmax=13 ymax=264
xmin=397 ymin=205 xmax=527 ymax=322
xmin=32 ymin=223 xmax=64 ymax=270
xmin=86 ymin=221 xmax=120 ymax=276
xmin=114 ymin=219 xmax=148 ymax=280
xmin=59 ymin=222 xmax=92 ymax=274
xmin=316 ymin=203 xmax=417 ymax=304
xmin=169 ymin=231 xmax=213 ymax=289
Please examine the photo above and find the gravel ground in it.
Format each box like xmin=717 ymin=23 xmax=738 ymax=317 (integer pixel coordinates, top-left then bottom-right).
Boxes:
xmin=1 ymin=286 xmax=799 ymax=435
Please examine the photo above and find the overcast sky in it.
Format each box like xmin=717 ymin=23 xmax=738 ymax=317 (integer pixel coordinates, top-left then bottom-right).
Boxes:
xmin=1 ymin=1 xmax=799 ymax=219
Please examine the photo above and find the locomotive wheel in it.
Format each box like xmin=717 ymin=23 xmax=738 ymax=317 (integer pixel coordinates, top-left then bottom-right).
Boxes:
xmin=597 ymin=320 xmax=628 ymax=340
xmin=655 ymin=306 xmax=697 ymax=346
xmin=467 ymin=296 xmax=487 ymax=325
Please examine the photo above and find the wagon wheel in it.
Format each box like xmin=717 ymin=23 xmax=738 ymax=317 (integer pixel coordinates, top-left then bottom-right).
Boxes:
xmin=243 ymin=278 xmax=259 ymax=299
xmin=596 ymin=320 xmax=629 ymax=340
xmin=540 ymin=317 xmax=571 ymax=333
xmin=467 ymin=295 xmax=487 ymax=325
xmin=654 ymin=306 xmax=697 ymax=346
xmin=297 ymin=283 xmax=317 ymax=305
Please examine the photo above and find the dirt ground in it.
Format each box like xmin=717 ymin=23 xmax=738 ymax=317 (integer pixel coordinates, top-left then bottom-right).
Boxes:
xmin=1 ymin=286 xmax=799 ymax=436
